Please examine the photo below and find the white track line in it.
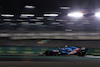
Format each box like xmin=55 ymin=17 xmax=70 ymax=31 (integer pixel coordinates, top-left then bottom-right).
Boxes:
xmin=85 ymin=55 xmax=100 ymax=58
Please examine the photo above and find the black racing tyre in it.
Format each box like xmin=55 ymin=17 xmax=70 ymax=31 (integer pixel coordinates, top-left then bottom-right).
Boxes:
xmin=45 ymin=50 xmax=50 ymax=56
xmin=77 ymin=51 xmax=82 ymax=56
xmin=77 ymin=50 xmax=86 ymax=57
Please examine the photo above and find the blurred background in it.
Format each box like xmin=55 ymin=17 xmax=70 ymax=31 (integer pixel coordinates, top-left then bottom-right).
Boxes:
xmin=0 ymin=0 xmax=100 ymax=67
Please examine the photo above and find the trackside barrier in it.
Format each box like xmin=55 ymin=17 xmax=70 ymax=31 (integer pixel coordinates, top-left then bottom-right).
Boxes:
xmin=86 ymin=48 xmax=100 ymax=56
xmin=0 ymin=47 xmax=56 ymax=54
xmin=0 ymin=47 xmax=100 ymax=56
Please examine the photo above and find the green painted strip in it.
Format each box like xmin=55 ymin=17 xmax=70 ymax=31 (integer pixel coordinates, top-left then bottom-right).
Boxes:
xmin=92 ymin=53 xmax=100 ymax=55
xmin=0 ymin=51 xmax=4 ymax=53
xmin=22 ymin=51 xmax=35 ymax=54
xmin=95 ymin=50 xmax=100 ymax=52
xmin=6 ymin=51 xmax=19 ymax=53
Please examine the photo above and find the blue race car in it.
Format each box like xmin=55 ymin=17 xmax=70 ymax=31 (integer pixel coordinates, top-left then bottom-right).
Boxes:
xmin=39 ymin=46 xmax=88 ymax=56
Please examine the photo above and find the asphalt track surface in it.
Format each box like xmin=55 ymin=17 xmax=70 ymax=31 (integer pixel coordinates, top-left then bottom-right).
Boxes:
xmin=0 ymin=55 xmax=100 ymax=62
xmin=0 ymin=55 xmax=100 ymax=67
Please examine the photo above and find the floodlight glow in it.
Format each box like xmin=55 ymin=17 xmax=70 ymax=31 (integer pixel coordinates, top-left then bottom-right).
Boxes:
xmin=95 ymin=12 xmax=100 ymax=17
xmin=3 ymin=19 xmax=11 ymax=21
xmin=68 ymin=12 xmax=83 ymax=17
xmin=1 ymin=14 xmax=14 ymax=17
xmin=25 ymin=5 xmax=35 ymax=8
xmin=60 ymin=7 xmax=70 ymax=9
xmin=21 ymin=22 xmax=29 ymax=24
xmin=21 ymin=14 xmax=35 ymax=17
xmin=36 ymin=17 xmax=44 ymax=19
xmin=44 ymin=14 xmax=58 ymax=16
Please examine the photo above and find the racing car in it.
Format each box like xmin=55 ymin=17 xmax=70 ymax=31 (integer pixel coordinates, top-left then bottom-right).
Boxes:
xmin=39 ymin=46 xmax=88 ymax=56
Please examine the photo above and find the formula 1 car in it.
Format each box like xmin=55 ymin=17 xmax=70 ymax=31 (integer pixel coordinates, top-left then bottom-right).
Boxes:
xmin=39 ymin=46 xmax=88 ymax=56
